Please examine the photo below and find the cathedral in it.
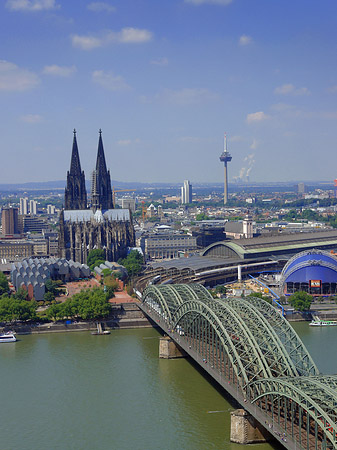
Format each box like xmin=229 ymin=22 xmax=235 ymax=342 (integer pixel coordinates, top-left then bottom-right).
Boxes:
xmin=58 ymin=130 xmax=135 ymax=264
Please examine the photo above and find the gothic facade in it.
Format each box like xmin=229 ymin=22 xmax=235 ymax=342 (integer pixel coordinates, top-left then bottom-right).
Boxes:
xmin=58 ymin=130 xmax=135 ymax=264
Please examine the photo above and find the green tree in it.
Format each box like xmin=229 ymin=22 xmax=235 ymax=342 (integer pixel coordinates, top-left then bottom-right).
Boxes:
xmin=119 ymin=250 xmax=143 ymax=277
xmin=0 ymin=272 xmax=9 ymax=296
xmin=196 ymin=213 xmax=210 ymax=221
xmin=0 ymin=296 xmax=37 ymax=322
xmin=288 ymin=291 xmax=313 ymax=312
xmin=87 ymin=249 xmax=106 ymax=270
xmin=44 ymin=291 xmax=55 ymax=303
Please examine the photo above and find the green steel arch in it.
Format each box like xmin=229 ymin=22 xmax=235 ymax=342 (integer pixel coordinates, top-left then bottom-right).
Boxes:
xmin=248 ymin=376 xmax=337 ymax=449
xmin=246 ymin=297 xmax=319 ymax=376
xmin=225 ymin=298 xmax=299 ymax=378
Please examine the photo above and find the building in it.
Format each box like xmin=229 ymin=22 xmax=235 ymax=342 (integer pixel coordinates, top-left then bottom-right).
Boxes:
xmin=0 ymin=240 xmax=33 ymax=260
xmin=47 ymin=205 xmax=56 ymax=215
xmin=280 ymin=250 xmax=337 ymax=296
xmin=297 ymin=183 xmax=306 ymax=195
xmin=19 ymin=197 xmax=28 ymax=215
xmin=225 ymin=217 xmax=254 ymax=239
xmin=58 ymin=130 xmax=135 ymax=264
xmin=64 ymin=130 xmax=87 ymax=210
xmin=1 ymin=207 xmax=19 ymax=236
xmin=202 ymin=229 xmax=337 ymax=260
xmin=11 ymin=257 xmax=91 ymax=301
xmin=29 ymin=200 xmax=37 ymax=215
xmin=181 ymin=180 xmax=192 ymax=204
xmin=140 ymin=233 xmax=198 ymax=259
xmin=121 ymin=198 xmax=136 ymax=213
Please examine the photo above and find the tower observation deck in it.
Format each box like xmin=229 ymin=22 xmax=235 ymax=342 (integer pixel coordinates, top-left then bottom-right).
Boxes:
xmin=219 ymin=133 xmax=232 ymax=205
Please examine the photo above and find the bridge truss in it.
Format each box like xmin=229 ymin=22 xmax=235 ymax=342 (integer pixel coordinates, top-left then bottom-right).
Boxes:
xmin=142 ymin=284 xmax=337 ymax=450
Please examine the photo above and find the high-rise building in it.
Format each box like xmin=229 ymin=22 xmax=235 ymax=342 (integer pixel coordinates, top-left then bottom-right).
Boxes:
xmin=298 ymin=183 xmax=306 ymax=195
xmin=181 ymin=180 xmax=192 ymax=204
xmin=64 ymin=129 xmax=87 ymax=210
xmin=47 ymin=205 xmax=56 ymax=215
xmin=1 ymin=207 xmax=19 ymax=235
xmin=19 ymin=197 xmax=28 ymax=215
xmin=29 ymin=200 xmax=37 ymax=215
xmin=219 ymin=133 xmax=232 ymax=205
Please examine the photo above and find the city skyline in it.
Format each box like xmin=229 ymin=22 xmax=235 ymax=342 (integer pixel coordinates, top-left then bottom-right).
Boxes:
xmin=1 ymin=1 xmax=337 ymax=184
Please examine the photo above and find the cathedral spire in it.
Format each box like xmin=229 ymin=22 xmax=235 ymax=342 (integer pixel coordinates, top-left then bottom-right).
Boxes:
xmin=91 ymin=129 xmax=113 ymax=211
xmin=64 ymin=130 xmax=87 ymax=210
xmin=70 ymin=129 xmax=82 ymax=175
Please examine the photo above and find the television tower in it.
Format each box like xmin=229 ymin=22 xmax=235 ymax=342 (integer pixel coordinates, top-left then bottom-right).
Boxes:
xmin=219 ymin=133 xmax=232 ymax=205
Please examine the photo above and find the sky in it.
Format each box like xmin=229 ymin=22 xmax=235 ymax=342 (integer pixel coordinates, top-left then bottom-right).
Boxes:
xmin=0 ymin=0 xmax=337 ymax=185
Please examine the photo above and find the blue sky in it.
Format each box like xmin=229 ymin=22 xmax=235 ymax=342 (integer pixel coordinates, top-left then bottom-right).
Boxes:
xmin=1 ymin=0 xmax=337 ymax=184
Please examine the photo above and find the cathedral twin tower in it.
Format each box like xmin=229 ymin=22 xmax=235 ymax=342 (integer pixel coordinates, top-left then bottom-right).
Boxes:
xmin=65 ymin=129 xmax=113 ymax=211
xmin=58 ymin=130 xmax=134 ymax=264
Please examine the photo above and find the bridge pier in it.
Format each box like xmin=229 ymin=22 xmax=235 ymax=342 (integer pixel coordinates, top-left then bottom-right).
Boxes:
xmin=159 ymin=337 xmax=186 ymax=359
xmin=230 ymin=409 xmax=271 ymax=444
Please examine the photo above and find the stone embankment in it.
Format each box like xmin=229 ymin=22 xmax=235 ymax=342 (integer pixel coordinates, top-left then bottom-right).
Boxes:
xmin=4 ymin=303 xmax=153 ymax=335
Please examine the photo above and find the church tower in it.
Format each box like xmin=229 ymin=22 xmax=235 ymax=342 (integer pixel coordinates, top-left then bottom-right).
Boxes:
xmin=64 ymin=129 xmax=87 ymax=210
xmin=91 ymin=129 xmax=113 ymax=211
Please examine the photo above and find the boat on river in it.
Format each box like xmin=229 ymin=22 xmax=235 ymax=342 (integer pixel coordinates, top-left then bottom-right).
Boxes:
xmin=309 ymin=316 xmax=337 ymax=327
xmin=0 ymin=331 xmax=17 ymax=342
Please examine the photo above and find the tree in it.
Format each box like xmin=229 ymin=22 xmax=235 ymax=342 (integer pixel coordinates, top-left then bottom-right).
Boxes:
xmin=0 ymin=272 xmax=9 ymax=296
xmin=0 ymin=296 xmax=37 ymax=322
xmin=119 ymin=250 xmax=143 ymax=277
xmin=196 ymin=213 xmax=210 ymax=221
xmin=44 ymin=292 xmax=55 ymax=303
xmin=87 ymin=249 xmax=106 ymax=270
xmin=288 ymin=291 xmax=313 ymax=312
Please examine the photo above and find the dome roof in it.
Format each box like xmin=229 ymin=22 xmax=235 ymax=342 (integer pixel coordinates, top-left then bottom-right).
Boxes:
xmin=281 ymin=250 xmax=337 ymax=285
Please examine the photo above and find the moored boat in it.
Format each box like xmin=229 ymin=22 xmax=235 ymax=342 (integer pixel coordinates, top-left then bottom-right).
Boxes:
xmin=0 ymin=331 xmax=17 ymax=342
xmin=309 ymin=318 xmax=337 ymax=327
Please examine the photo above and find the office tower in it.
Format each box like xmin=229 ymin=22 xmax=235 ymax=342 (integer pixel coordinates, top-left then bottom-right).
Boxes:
xmin=29 ymin=200 xmax=37 ymax=215
xmin=181 ymin=180 xmax=192 ymax=204
xmin=47 ymin=205 xmax=56 ymax=215
xmin=19 ymin=197 xmax=28 ymax=215
xmin=1 ymin=207 xmax=19 ymax=235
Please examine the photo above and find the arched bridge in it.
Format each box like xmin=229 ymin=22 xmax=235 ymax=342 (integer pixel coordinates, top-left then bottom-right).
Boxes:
xmin=138 ymin=284 xmax=337 ymax=450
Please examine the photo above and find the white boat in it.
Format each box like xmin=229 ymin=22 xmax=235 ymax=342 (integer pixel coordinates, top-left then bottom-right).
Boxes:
xmin=309 ymin=317 xmax=337 ymax=327
xmin=0 ymin=331 xmax=17 ymax=342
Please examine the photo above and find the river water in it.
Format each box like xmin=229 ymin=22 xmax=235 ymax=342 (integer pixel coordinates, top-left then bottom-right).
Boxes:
xmin=0 ymin=322 xmax=335 ymax=450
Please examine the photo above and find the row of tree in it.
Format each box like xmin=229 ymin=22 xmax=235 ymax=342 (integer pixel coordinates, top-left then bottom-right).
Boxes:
xmin=46 ymin=287 xmax=112 ymax=322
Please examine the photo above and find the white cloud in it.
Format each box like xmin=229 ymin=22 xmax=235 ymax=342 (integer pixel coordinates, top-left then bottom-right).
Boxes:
xmin=71 ymin=27 xmax=153 ymax=50
xmin=327 ymin=85 xmax=337 ymax=94
xmin=246 ymin=111 xmax=269 ymax=124
xmin=43 ymin=64 xmax=76 ymax=77
xmin=239 ymin=34 xmax=252 ymax=46
xmin=185 ymin=0 xmax=232 ymax=5
xmin=150 ymin=57 xmax=169 ymax=66
xmin=92 ymin=70 xmax=130 ymax=91
xmin=274 ymin=83 xmax=310 ymax=96
xmin=71 ymin=35 xmax=102 ymax=50
xmin=0 ymin=60 xmax=40 ymax=91
xmin=6 ymin=0 xmax=59 ymax=11
xmin=87 ymin=2 xmax=116 ymax=12
xmin=118 ymin=28 xmax=152 ymax=43
xmin=159 ymin=88 xmax=218 ymax=105
xmin=20 ymin=114 xmax=43 ymax=123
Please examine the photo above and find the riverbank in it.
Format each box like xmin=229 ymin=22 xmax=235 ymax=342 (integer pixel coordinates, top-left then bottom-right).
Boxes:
xmin=3 ymin=303 xmax=154 ymax=335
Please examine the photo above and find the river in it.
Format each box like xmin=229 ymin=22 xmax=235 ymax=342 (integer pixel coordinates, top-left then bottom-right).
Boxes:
xmin=0 ymin=322 xmax=335 ymax=450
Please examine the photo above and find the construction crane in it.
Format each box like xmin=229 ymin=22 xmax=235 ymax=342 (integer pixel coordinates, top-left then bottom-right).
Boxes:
xmin=112 ymin=187 xmax=136 ymax=207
